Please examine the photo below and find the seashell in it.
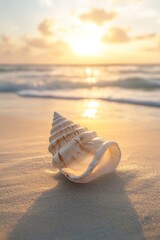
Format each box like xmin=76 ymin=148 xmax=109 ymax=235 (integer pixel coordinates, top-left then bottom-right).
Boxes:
xmin=49 ymin=112 xmax=121 ymax=183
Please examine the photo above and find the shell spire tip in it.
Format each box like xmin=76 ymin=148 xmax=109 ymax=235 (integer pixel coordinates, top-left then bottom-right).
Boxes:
xmin=53 ymin=112 xmax=62 ymax=118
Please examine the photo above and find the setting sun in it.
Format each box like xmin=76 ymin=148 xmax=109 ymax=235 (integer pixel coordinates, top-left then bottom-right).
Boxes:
xmin=71 ymin=38 xmax=101 ymax=56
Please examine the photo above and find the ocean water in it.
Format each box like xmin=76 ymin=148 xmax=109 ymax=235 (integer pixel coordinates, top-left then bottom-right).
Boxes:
xmin=0 ymin=64 xmax=160 ymax=107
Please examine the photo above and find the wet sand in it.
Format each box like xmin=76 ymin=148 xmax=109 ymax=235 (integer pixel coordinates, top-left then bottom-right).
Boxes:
xmin=0 ymin=94 xmax=160 ymax=240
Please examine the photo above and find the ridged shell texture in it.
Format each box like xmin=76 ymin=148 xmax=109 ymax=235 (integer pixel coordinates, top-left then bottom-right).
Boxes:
xmin=49 ymin=112 xmax=121 ymax=183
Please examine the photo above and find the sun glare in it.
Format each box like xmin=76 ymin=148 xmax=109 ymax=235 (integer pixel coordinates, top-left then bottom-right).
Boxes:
xmin=82 ymin=100 xmax=100 ymax=118
xmin=72 ymin=38 xmax=100 ymax=56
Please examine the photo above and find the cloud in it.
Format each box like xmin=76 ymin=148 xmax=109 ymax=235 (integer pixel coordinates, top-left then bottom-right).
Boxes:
xmin=0 ymin=31 xmax=71 ymax=64
xmin=1 ymin=35 xmax=12 ymax=44
xmin=79 ymin=8 xmax=117 ymax=25
xmin=22 ymin=35 xmax=72 ymax=58
xmin=133 ymin=33 xmax=156 ymax=40
xmin=49 ymin=41 xmax=71 ymax=56
xmin=102 ymin=27 xmax=130 ymax=43
xmin=102 ymin=26 xmax=157 ymax=44
xmin=0 ymin=35 xmax=32 ymax=60
xmin=0 ymin=35 xmax=17 ymax=54
xmin=141 ymin=37 xmax=160 ymax=51
xmin=22 ymin=36 xmax=52 ymax=49
xmin=38 ymin=19 xmax=54 ymax=36
xmin=0 ymin=18 xmax=55 ymax=56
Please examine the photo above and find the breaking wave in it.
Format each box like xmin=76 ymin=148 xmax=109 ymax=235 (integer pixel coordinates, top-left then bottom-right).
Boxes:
xmin=1 ymin=64 xmax=160 ymax=108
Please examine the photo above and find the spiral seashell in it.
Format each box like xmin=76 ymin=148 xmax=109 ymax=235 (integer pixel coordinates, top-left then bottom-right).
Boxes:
xmin=49 ymin=112 xmax=121 ymax=183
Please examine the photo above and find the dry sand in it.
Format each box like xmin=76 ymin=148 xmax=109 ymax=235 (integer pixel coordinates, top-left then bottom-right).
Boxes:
xmin=0 ymin=94 xmax=160 ymax=240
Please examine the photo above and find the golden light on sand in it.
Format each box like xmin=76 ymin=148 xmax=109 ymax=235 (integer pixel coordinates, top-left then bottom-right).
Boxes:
xmin=87 ymin=100 xmax=99 ymax=108
xmin=82 ymin=100 xmax=100 ymax=118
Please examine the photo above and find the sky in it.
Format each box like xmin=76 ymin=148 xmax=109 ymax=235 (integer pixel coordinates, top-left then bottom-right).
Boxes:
xmin=0 ymin=0 xmax=160 ymax=64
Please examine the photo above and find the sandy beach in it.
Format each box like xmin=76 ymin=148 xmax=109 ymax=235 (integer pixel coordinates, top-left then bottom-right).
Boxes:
xmin=0 ymin=93 xmax=159 ymax=240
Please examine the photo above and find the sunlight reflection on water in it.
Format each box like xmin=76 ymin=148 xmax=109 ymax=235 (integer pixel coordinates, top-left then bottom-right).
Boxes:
xmin=85 ymin=67 xmax=98 ymax=84
xmin=82 ymin=100 xmax=100 ymax=118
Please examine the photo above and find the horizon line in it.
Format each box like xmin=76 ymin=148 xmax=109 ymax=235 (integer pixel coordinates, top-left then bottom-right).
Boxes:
xmin=0 ymin=63 xmax=160 ymax=66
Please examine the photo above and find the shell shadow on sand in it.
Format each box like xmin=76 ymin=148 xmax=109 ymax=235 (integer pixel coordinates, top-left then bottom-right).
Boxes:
xmin=9 ymin=170 xmax=145 ymax=240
